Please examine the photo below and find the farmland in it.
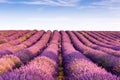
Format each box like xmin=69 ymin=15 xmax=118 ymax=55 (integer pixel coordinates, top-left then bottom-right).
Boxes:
xmin=0 ymin=30 xmax=120 ymax=80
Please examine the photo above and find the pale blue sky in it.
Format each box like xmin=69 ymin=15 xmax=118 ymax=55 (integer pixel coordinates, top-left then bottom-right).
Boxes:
xmin=0 ymin=0 xmax=120 ymax=30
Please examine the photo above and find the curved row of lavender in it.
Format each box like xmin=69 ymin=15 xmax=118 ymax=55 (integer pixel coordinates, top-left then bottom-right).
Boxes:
xmin=0 ymin=30 xmax=30 ymax=43
xmin=85 ymin=31 xmax=120 ymax=56
xmin=4 ymin=30 xmax=44 ymax=53
xmin=61 ymin=31 xmax=120 ymax=80
xmin=0 ymin=30 xmax=51 ymax=74
xmin=4 ymin=30 xmax=29 ymax=42
xmin=0 ymin=30 xmax=60 ymax=80
xmin=0 ymin=30 xmax=31 ymax=44
xmin=0 ymin=30 xmax=17 ymax=38
xmin=79 ymin=31 xmax=120 ymax=50
xmin=0 ymin=30 xmax=120 ymax=80
xmin=93 ymin=31 xmax=120 ymax=39
xmin=100 ymin=31 xmax=120 ymax=39
xmin=0 ymin=30 xmax=44 ymax=58
xmin=86 ymin=31 xmax=120 ymax=46
xmin=0 ymin=30 xmax=18 ymax=43
xmin=74 ymin=31 xmax=120 ymax=57
xmin=67 ymin=31 xmax=120 ymax=76
xmin=0 ymin=30 xmax=37 ymax=50
xmin=0 ymin=30 xmax=17 ymax=42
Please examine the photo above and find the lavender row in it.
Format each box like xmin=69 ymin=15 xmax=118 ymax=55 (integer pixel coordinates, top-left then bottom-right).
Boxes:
xmin=90 ymin=31 xmax=119 ymax=43
xmin=103 ymin=31 xmax=120 ymax=39
xmin=0 ymin=31 xmax=17 ymax=44
xmin=86 ymin=31 xmax=120 ymax=46
xmin=21 ymin=30 xmax=45 ymax=47
xmin=0 ymin=30 xmax=17 ymax=37
xmin=74 ymin=31 xmax=120 ymax=57
xmin=0 ymin=30 xmax=51 ymax=74
xmin=80 ymin=31 xmax=120 ymax=50
xmin=80 ymin=31 xmax=118 ymax=48
xmin=0 ymin=30 xmax=37 ymax=50
xmin=5 ymin=30 xmax=29 ymax=42
xmin=13 ymin=30 xmax=51 ymax=64
xmin=96 ymin=31 xmax=118 ymax=41
xmin=0 ymin=31 xmax=16 ymax=40
xmin=0 ymin=31 xmax=36 ymax=57
xmin=61 ymin=31 xmax=119 ymax=80
xmin=0 ymin=30 xmax=30 ymax=44
xmin=94 ymin=31 xmax=120 ymax=45
xmin=0 ymin=30 xmax=60 ymax=80
xmin=92 ymin=31 xmax=116 ymax=42
xmin=84 ymin=31 xmax=120 ymax=50
xmin=0 ymin=30 xmax=45 ymax=58
xmin=67 ymin=31 xmax=120 ymax=76
xmin=110 ymin=32 xmax=120 ymax=38
xmin=91 ymin=31 xmax=120 ymax=44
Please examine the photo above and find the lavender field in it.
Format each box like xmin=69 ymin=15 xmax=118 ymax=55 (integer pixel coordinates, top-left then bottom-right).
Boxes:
xmin=0 ymin=30 xmax=120 ymax=80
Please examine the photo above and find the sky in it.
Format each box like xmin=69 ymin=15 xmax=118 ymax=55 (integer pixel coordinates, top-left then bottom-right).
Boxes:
xmin=0 ymin=0 xmax=120 ymax=31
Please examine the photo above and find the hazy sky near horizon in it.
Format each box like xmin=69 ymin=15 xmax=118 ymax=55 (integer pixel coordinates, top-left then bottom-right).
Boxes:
xmin=0 ymin=0 xmax=120 ymax=30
